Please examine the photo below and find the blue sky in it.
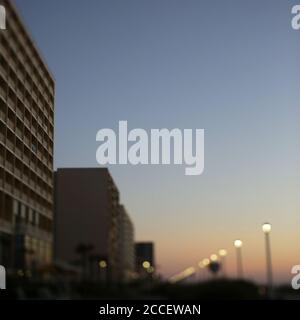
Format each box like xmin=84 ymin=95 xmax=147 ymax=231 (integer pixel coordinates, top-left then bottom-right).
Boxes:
xmin=14 ymin=0 xmax=300 ymax=281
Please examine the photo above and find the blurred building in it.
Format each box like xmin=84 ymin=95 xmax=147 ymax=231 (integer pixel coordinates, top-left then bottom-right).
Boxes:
xmin=0 ymin=0 xmax=54 ymax=270
xmin=117 ymin=204 xmax=135 ymax=282
xmin=54 ymin=168 xmax=120 ymax=282
xmin=135 ymin=242 xmax=155 ymax=276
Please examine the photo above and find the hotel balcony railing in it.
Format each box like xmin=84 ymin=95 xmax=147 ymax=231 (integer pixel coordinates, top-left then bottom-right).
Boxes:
xmin=0 ymin=64 xmax=7 ymax=78
xmin=4 ymin=158 xmax=13 ymax=170
xmin=4 ymin=182 xmax=13 ymax=193
xmin=0 ymin=132 xmax=5 ymax=144
xmin=0 ymin=108 xmax=5 ymax=120
xmin=15 ymin=129 xmax=23 ymax=140
xmin=0 ymin=87 xmax=6 ymax=99
xmin=24 ymin=117 xmax=30 ymax=127
xmin=6 ymin=139 xmax=14 ymax=151
xmin=7 ymin=118 xmax=14 ymax=131
xmin=7 ymin=96 xmax=15 ymax=110
xmin=8 ymin=78 xmax=16 ymax=89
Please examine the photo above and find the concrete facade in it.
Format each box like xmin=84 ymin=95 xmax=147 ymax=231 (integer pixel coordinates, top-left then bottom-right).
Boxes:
xmin=0 ymin=0 xmax=54 ymax=270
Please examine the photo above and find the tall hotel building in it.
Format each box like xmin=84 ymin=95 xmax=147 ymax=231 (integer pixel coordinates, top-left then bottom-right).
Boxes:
xmin=0 ymin=0 xmax=54 ymax=270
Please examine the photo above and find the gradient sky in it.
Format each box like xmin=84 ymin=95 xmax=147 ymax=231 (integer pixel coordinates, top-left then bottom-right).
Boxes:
xmin=14 ymin=0 xmax=300 ymax=283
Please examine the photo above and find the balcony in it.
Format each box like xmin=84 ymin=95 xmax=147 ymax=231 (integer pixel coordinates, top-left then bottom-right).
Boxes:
xmin=5 ymin=160 xmax=14 ymax=173
xmin=7 ymin=118 xmax=14 ymax=131
xmin=4 ymin=181 xmax=13 ymax=193
xmin=6 ymin=138 xmax=14 ymax=151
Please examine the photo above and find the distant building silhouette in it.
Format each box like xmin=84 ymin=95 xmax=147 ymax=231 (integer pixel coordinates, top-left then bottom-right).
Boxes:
xmin=54 ymin=168 xmax=135 ymax=283
xmin=0 ymin=0 xmax=54 ymax=271
xmin=117 ymin=205 xmax=135 ymax=282
xmin=135 ymin=242 xmax=155 ymax=276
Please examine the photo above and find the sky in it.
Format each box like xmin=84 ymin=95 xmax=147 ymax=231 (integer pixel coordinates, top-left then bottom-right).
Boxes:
xmin=14 ymin=0 xmax=300 ymax=283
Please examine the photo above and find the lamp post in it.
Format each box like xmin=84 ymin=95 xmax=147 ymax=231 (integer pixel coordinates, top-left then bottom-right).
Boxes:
xmin=199 ymin=258 xmax=210 ymax=280
xmin=99 ymin=260 xmax=107 ymax=284
xmin=202 ymin=258 xmax=210 ymax=267
xmin=198 ymin=261 xmax=205 ymax=281
xmin=262 ymin=223 xmax=273 ymax=290
xmin=210 ymin=254 xmax=218 ymax=262
xmin=142 ymin=261 xmax=151 ymax=270
xmin=234 ymin=240 xmax=243 ymax=278
xmin=218 ymin=249 xmax=227 ymax=277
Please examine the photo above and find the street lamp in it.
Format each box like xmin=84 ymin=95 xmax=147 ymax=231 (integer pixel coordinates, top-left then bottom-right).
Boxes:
xmin=147 ymin=266 xmax=154 ymax=274
xmin=219 ymin=249 xmax=227 ymax=276
xmin=210 ymin=254 xmax=218 ymax=262
xmin=202 ymin=258 xmax=210 ymax=267
xmin=197 ymin=258 xmax=210 ymax=281
xmin=99 ymin=260 xmax=108 ymax=284
xmin=219 ymin=249 xmax=227 ymax=257
xmin=234 ymin=240 xmax=243 ymax=278
xmin=198 ymin=261 xmax=205 ymax=281
xmin=142 ymin=261 xmax=151 ymax=269
xmin=262 ymin=222 xmax=271 ymax=234
xmin=262 ymin=223 xmax=273 ymax=289
xmin=99 ymin=260 xmax=107 ymax=269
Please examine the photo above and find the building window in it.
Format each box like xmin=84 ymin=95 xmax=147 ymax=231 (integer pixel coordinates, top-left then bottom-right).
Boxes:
xmin=21 ymin=203 xmax=26 ymax=219
xmin=28 ymin=208 xmax=33 ymax=224
xmin=13 ymin=199 xmax=18 ymax=216
xmin=31 ymin=143 xmax=37 ymax=153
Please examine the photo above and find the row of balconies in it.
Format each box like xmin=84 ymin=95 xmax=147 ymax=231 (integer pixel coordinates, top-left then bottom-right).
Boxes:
xmin=0 ymin=133 xmax=53 ymax=192
xmin=0 ymin=65 xmax=54 ymax=139
xmin=5 ymin=110 xmax=53 ymax=161
xmin=0 ymin=141 xmax=53 ymax=190
xmin=0 ymin=172 xmax=53 ymax=217
xmin=3 ymin=121 xmax=53 ymax=174
xmin=0 ymin=102 xmax=53 ymax=170
xmin=1 ymin=17 xmax=54 ymax=102
xmin=0 ymin=159 xmax=53 ymax=208
xmin=0 ymin=99 xmax=54 ymax=159
xmin=0 ymin=53 xmax=54 ymax=127
xmin=9 ymin=65 xmax=54 ymax=127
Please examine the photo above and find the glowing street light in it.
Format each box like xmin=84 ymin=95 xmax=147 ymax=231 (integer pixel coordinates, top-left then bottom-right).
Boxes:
xmin=169 ymin=267 xmax=195 ymax=283
xmin=198 ymin=261 xmax=205 ymax=281
xmin=142 ymin=261 xmax=151 ymax=269
xmin=234 ymin=240 xmax=242 ymax=248
xmin=99 ymin=260 xmax=107 ymax=269
xmin=202 ymin=258 xmax=210 ymax=267
xmin=262 ymin=223 xmax=273 ymax=290
xmin=210 ymin=254 xmax=218 ymax=262
xmin=234 ymin=239 xmax=243 ymax=278
xmin=198 ymin=258 xmax=210 ymax=281
xmin=219 ymin=249 xmax=227 ymax=257
xmin=147 ymin=266 xmax=155 ymax=274
xmin=262 ymin=222 xmax=271 ymax=234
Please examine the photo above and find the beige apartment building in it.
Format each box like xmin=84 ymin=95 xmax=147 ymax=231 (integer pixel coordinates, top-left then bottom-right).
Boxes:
xmin=0 ymin=0 xmax=54 ymax=270
xmin=54 ymin=168 xmax=121 ymax=282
